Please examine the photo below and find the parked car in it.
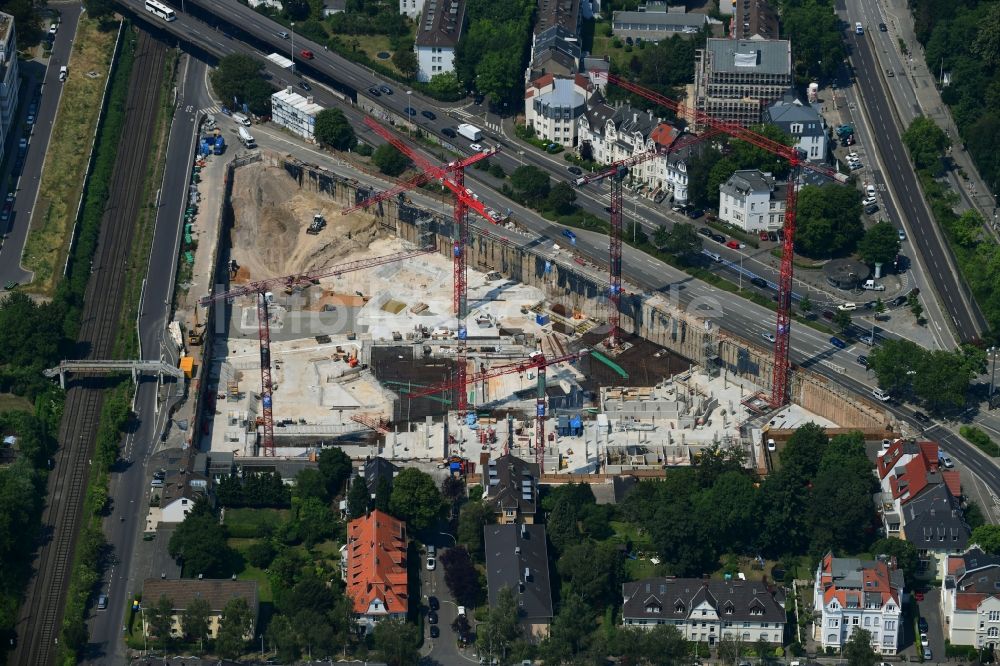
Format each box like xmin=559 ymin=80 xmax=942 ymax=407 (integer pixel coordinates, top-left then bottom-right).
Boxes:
xmin=567 ymin=166 xmax=583 ymax=176
xmin=864 ymin=203 xmax=880 ymax=215
xmin=1 ymin=201 xmax=12 ymax=223
xmin=428 ymin=596 xmax=440 ymax=611
xmin=856 ymin=355 xmax=869 ymax=367
xmin=872 ymin=387 xmax=891 ymax=402
xmin=776 ymin=228 xmax=784 ymax=240
xmin=97 ymin=594 xmax=108 ymax=610
xmin=822 ymin=309 xmax=835 ymax=320
xmin=918 ymin=617 xmax=929 ymax=633
xmin=913 ymin=411 xmax=930 ymax=424
xmin=473 ymin=93 xmax=485 ymax=105
xmin=725 ymin=240 xmax=740 ymax=249
xmin=750 ymin=277 xmax=768 ymax=288
xmin=838 ymin=302 xmax=858 ymax=311
xmin=758 ymin=230 xmax=769 ymax=241
xmin=898 ymin=228 xmax=906 ymax=241
xmin=379 ymin=85 xmax=393 ymax=95
xmin=428 ymin=611 xmax=438 ymax=624
xmin=711 ymin=233 xmax=726 ymax=244
xmin=421 ymin=110 xmax=437 ymax=120
xmin=768 ymin=231 xmax=778 ymax=242
xmin=830 ymin=336 xmax=847 ymax=349
xmin=470 ymin=143 xmax=483 ymax=152
xmin=891 ymin=295 xmax=908 ymax=307
xmin=923 ymin=647 xmax=932 ymax=661
xmin=430 ymin=625 xmax=440 ymax=639
xmin=940 ymin=452 xmax=954 ymax=468
xmin=862 ymin=196 xmax=877 ymax=207
xmin=698 ymin=227 xmax=713 ymax=237
xmin=442 ymin=127 xmax=457 ymax=138
xmin=687 ymin=208 xmax=704 ymax=219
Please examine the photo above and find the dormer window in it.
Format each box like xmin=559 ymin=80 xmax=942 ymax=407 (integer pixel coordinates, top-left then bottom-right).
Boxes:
xmin=646 ymin=604 xmax=662 ymax=614
xmin=675 ymin=603 xmax=685 ymax=614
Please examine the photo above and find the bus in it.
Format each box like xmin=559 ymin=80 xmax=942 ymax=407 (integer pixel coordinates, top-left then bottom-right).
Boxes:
xmin=145 ymin=0 xmax=177 ymax=21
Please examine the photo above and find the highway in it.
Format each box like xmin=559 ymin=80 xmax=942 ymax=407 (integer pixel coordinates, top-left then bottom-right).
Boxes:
xmin=841 ymin=15 xmax=987 ymax=342
xmin=0 ymin=2 xmax=82 ymax=287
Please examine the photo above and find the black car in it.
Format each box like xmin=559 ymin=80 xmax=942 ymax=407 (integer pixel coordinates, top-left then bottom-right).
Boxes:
xmin=298 ymin=81 xmax=312 ymax=91
xmin=367 ymin=86 xmax=381 ymax=97
xmin=822 ymin=309 xmax=835 ymax=320
xmin=380 ymin=85 xmax=393 ymax=95
xmin=405 ymin=107 xmax=417 ymax=116
xmin=879 ymin=22 xmax=888 ymax=31
xmin=428 ymin=611 xmax=438 ymax=625
xmin=473 ymin=93 xmax=485 ymax=105
xmin=711 ymin=233 xmax=726 ymax=243
xmin=687 ymin=208 xmax=705 ymax=219
xmin=891 ymin=295 xmax=908 ymax=307
xmin=918 ymin=617 xmax=928 ymax=633
xmin=750 ymin=277 xmax=768 ymax=289
xmin=913 ymin=411 xmax=930 ymax=424
xmin=864 ymin=203 xmax=880 ymax=215
xmin=864 ymin=301 xmax=877 ymax=309
xmin=430 ymin=626 xmax=440 ymax=639
xmin=428 ymin=596 xmax=440 ymax=611
xmin=421 ymin=110 xmax=437 ymax=120
xmin=768 ymin=231 xmax=778 ymax=242
xmin=568 ymin=166 xmax=583 ymax=176
xmin=698 ymin=227 xmax=713 ymax=237
xmin=857 ymin=355 xmax=869 ymax=367
xmin=442 ymin=127 xmax=457 ymax=138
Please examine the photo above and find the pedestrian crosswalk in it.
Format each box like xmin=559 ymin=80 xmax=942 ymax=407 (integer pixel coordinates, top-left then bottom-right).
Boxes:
xmin=200 ymin=105 xmax=222 ymax=116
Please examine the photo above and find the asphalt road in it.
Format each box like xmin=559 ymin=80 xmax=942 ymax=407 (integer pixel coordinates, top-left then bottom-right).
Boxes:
xmin=80 ymin=56 xmax=203 ymax=664
xmin=845 ymin=25 xmax=987 ymax=342
xmin=0 ymin=2 xmax=82 ymax=287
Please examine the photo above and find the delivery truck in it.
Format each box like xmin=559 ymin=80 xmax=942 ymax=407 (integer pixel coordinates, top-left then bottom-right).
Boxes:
xmin=457 ymin=124 xmax=482 ymax=141
xmin=232 ymin=112 xmax=251 ymax=127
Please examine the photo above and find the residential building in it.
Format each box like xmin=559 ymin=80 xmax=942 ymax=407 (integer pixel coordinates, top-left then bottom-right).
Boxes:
xmin=612 ymin=3 xmax=713 ymax=42
xmin=483 ymin=453 xmax=539 ymax=524
xmin=875 ymin=439 xmax=967 ymax=575
xmin=621 ymin=577 xmax=786 ymax=644
xmin=732 ymin=0 xmax=779 ymax=39
xmin=813 ymin=553 xmax=904 ymax=655
xmin=399 ymin=0 xmax=425 ymax=19
xmin=344 ymin=510 xmax=408 ymax=633
xmin=0 ymin=12 xmax=19 ymax=166
xmin=484 ymin=523 xmax=553 ymax=637
xmin=363 ymin=456 xmax=399 ymax=499
xmin=414 ymin=0 xmax=466 ymax=83
xmin=942 ymin=548 xmax=1000 ymax=648
xmin=718 ymin=169 xmax=786 ymax=232
xmin=525 ymin=74 xmax=592 ymax=147
xmin=763 ymin=97 xmax=827 ymax=161
xmin=526 ymin=25 xmax=582 ymax=83
xmin=693 ymin=38 xmax=791 ymax=126
xmin=271 ymin=87 xmax=324 ymax=142
xmin=140 ymin=579 xmax=258 ymax=640
xmin=535 ymin=0 xmax=581 ymax=37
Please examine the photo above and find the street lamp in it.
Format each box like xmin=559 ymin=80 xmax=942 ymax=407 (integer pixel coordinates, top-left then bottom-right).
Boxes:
xmin=439 ymin=532 xmax=457 ymax=546
xmin=407 ymin=90 xmax=413 ymax=122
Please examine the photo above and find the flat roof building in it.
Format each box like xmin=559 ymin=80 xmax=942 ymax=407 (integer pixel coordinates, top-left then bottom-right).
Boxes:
xmin=271 ymin=87 xmax=324 ymax=142
xmin=694 ymin=38 xmax=791 ymax=126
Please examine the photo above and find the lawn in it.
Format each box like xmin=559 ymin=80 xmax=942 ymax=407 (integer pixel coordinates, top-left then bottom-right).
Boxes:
xmin=0 ymin=392 xmax=33 ymax=414
xmin=22 ymin=17 xmax=119 ymax=296
xmin=608 ymin=520 xmax=655 ymax=552
xmin=237 ymin=563 xmax=274 ymax=603
xmin=223 ymin=507 xmax=290 ymax=537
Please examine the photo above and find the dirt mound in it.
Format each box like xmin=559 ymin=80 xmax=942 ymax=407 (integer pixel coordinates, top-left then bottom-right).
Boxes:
xmin=229 ymin=162 xmax=383 ymax=280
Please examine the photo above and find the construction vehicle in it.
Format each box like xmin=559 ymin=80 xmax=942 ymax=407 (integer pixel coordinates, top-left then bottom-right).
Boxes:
xmin=306 ymin=213 xmax=326 ymax=235
xmin=238 ymin=126 xmax=256 ymax=148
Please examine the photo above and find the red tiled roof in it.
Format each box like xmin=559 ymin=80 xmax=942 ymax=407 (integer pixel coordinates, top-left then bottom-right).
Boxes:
xmin=650 ymin=123 xmax=680 ymax=147
xmin=346 ymin=510 xmax=408 ymax=615
xmin=891 ymin=455 xmax=930 ymax=504
xmin=942 ymin=470 xmax=962 ymax=498
xmin=918 ymin=442 xmax=940 ymax=470
xmin=819 ymin=553 xmax=900 ymax=608
xmin=876 ymin=439 xmax=907 ymax=480
xmin=531 ymin=73 xmax=555 ymax=89
xmin=956 ymin=593 xmax=988 ymax=611
xmin=948 ymin=556 xmax=966 ymax=576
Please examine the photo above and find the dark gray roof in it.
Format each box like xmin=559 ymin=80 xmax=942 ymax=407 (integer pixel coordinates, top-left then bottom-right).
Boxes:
xmin=484 ymin=524 xmax=553 ymax=622
xmin=485 ymin=454 xmax=538 ymax=516
xmin=535 ymin=0 xmax=581 ymax=36
xmin=415 ymin=0 xmax=467 ymax=48
xmin=532 ymin=48 xmax=578 ymax=77
xmin=734 ymin=0 xmax=779 ymax=39
xmin=764 ymin=99 xmax=825 ymax=137
xmin=720 ymin=169 xmax=776 ymax=197
xmin=622 ymin=578 xmax=786 ymax=623
xmin=583 ymin=98 xmax=661 ymax=142
xmin=953 ymin=548 xmax=1000 ymax=584
xmin=364 ymin=456 xmax=399 ymax=496
xmin=902 ymin=484 xmax=970 ymax=551
xmin=613 ymin=10 xmax=708 ymax=29
xmin=706 ymin=38 xmax=791 ymax=76
xmin=533 ymin=25 xmax=582 ymax=62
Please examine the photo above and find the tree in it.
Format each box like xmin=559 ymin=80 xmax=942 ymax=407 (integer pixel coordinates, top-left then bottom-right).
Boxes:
xmin=346 ymin=476 xmax=370 ymax=518
xmin=457 ymin=499 xmax=491 ymax=558
xmin=216 ymin=597 xmax=253 ymax=659
xmin=753 ymin=468 xmax=810 ymax=558
xmin=440 ymin=546 xmax=483 ymax=607
xmin=809 ymin=433 xmax=878 ymax=554
xmin=146 ymin=595 xmax=175 ymax=645
xmin=779 ymin=422 xmax=829 ymax=480
xmin=902 ymin=116 xmax=950 ymax=173
xmin=210 ymin=54 xmax=274 ymax=116
xmin=266 ymin=614 xmax=302 ymax=662
xmin=546 ymin=182 xmax=577 ymax=215
xmin=372 ymin=144 xmax=410 ymax=177
xmin=296 ymin=496 xmax=335 ymax=547
xmin=556 ymin=540 xmax=623 ymax=610
xmin=857 ymin=221 xmax=902 ymax=266
xmin=868 ymin=339 xmax=922 ymax=396
xmin=392 ymin=48 xmax=419 ymax=79
xmin=844 ymin=627 xmax=877 ymax=666
xmin=579 ymin=141 xmax=594 ymax=162
xmin=374 ymin=475 xmax=392 ymax=513
xmin=478 ymin=586 xmax=522 ymax=661
xmin=314 ymin=109 xmax=356 ymax=151
xmin=694 ymin=470 xmax=757 ymax=552
xmin=661 ymin=222 xmax=703 ymax=261
xmin=653 ymin=224 xmax=670 ymax=249
xmin=542 ymin=593 xmax=594 ymax=660
xmin=168 ymin=510 xmax=238 ymax=578
xmin=510 ymin=166 xmax=551 ymax=205
xmin=872 ymin=537 xmax=920 ymax=585
xmin=246 ymin=540 xmax=276 ymax=569
xmin=833 ymin=309 xmax=853 ymax=333
xmin=970 ymin=524 xmax=1000 ymax=553
xmin=795 ymin=184 xmax=864 ymax=257
xmin=441 ymin=475 xmax=465 ymax=504
xmin=718 ymin=634 xmax=745 ymax=665
xmin=388 ymin=467 xmax=444 ymax=530
xmin=295 ymin=468 xmax=329 ymax=502
xmin=427 ymin=72 xmax=463 ymax=99
xmin=874 ymin=298 xmax=886 ymax=320
xmin=475 ymin=50 xmax=522 ymax=107
xmin=317 ymin=447 xmax=352 ymax=498
xmin=373 ymin=617 xmax=420 ymax=666
xmin=912 ymin=349 xmax=978 ymax=411
xmin=799 ymin=294 xmax=813 ymax=313
xmin=84 ymin=0 xmax=117 ymax=21
xmin=546 ymin=495 xmax=581 ymax=554
xmin=182 ymin=597 xmax=212 ymax=649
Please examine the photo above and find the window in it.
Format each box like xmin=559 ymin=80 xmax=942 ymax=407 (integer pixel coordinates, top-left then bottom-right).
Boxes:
xmin=852 ymin=617 xmax=859 ymax=625
xmin=864 ymin=617 xmax=871 ymax=627
xmin=829 ymin=619 xmax=839 ymax=628
xmin=989 ymin=628 xmax=1000 ymax=638
xmin=828 ymin=634 xmax=838 ymax=643
xmin=884 ymin=621 xmax=895 ymax=631
xmin=989 ymin=611 xmax=1000 ymax=622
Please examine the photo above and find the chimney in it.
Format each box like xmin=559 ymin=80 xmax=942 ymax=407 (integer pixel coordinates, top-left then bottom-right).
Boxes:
xmin=286 ymin=86 xmax=293 ymax=94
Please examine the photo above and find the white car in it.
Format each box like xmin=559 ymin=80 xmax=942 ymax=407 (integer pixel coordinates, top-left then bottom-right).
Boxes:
xmin=847 ymin=152 xmax=860 ymax=161
xmin=838 ymin=302 xmax=858 ymax=311
xmin=866 ymin=184 xmax=877 ymax=197
xmin=862 ymin=196 xmax=877 ymax=206
xmin=761 ymin=331 xmax=776 ymax=343
xmin=470 ymin=143 xmax=483 ymax=152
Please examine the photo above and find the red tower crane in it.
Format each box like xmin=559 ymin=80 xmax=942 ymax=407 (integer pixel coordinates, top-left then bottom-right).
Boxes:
xmin=596 ymin=72 xmax=846 ymax=406
xmin=199 ymin=247 xmax=434 ymax=455
xmin=354 ymin=117 xmax=504 ymax=415
xmin=406 ymin=350 xmax=588 ymax=473
xmin=575 ymin=130 xmax=721 ymax=347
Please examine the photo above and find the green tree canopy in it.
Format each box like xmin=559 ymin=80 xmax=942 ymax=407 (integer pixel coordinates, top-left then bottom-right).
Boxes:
xmin=903 ymin=116 xmax=951 ymax=173
xmin=794 ymin=184 xmax=864 ymax=257
xmin=971 ymin=524 xmax=1000 ymax=553
xmin=181 ymin=597 xmax=212 ymax=647
xmin=844 ymin=627 xmax=877 ymax=666
xmin=457 ymin=499 xmax=491 ymax=558
xmin=216 ymin=597 xmax=254 ymax=659
xmin=295 ymin=496 xmax=336 ymax=547
xmin=168 ymin=508 xmax=238 ymax=578
xmin=346 ymin=476 xmax=370 ymax=518
xmin=660 ymin=222 xmax=703 ymax=260
xmin=372 ymin=144 xmax=410 ymax=177
xmin=313 ymin=108 xmax=357 ymax=151
xmin=317 ymin=447 xmax=352 ymax=498
xmin=392 ymin=48 xmax=419 ymax=79
xmin=294 ymin=468 xmax=329 ymax=502
xmin=388 ymin=467 xmax=444 ymax=530
xmin=373 ymin=617 xmax=421 ymax=666
xmin=510 ymin=165 xmax=552 ymax=205
xmin=440 ymin=545 xmax=483 ymax=607
xmin=210 ymin=54 xmax=274 ymax=116
xmin=546 ymin=182 xmax=577 ymax=215
xmin=857 ymin=221 xmax=902 ymax=266
xmin=427 ymin=72 xmax=463 ymax=99
xmin=872 ymin=537 xmax=920 ymax=586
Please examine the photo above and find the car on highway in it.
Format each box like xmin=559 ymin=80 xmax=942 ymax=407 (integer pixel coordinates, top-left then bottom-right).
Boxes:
xmin=421 ymin=110 xmax=436 ymax=120
xmin=430 ymin=625 xmax=440 ymax=639
xmin=277 ymin=30 xmax=289 ymax=38
xmin=297 ymin=81 xmax=311 ymax=91
xmin=858 ymin=334 xmax=874 ymax=345
xmin=26 ymin=113 xmax=34 ymax=127
xmin=427 ymin=611 xmax=438 ymax=625
xmin=872 ymin=387 xmax=891 ymax=402
xmin=562 ymin=229 xmax=577 ymax=242
xmin=698 ymin=227 xmax=712 ymax=237
xmin=404 ymin=107 xmax=416 ymax=116
xmin=898 ymin=228 xmax=906 ymax=241
xmin=380 ymin=85 xmax=393 ymax=95
xmin=442 ymin=127 xmax=457 ymax=138
xmin=470 ymin=143 xmax=483 ymax=152
xmin=711 ymin=233 xmax=726 ymax=243
xmin=97 ymin=594 xmax=108 ymax=610
xmin=758 ymin=230 xmax=769 ymax=241
xmin=1 ymin=201 xmax=12 ymax=223
xmin=864 ymin=203 xmax=880 ymax=215
xmin=750 ymin=277 xmax=768 ymax=288
xmin=856 ymin=355 xmax=869 ymax=367
xmin=367 ymin=86 xmax=381 ymax=96
xmin=761 ymin=331 xmax=776 ymax=343
xmin=687 ymin=208 xmax=705 ymax=219
xmin=830 ymin=336 xmax=847 ymax=349
xmin=300 ymin=49 xmax=314 ymax=59
xmin=886 ymin=68 xmax=894 ymax=77
xmin=940 ymin=452 xmax=955 ymax=468
xmin=567 ymin=166 xmax=583 ymax=176
xmin=879 ymin=22 xmax=888 ymax=31
xmin=838 ymin=302 xmax=858 ymax=311
xmin=913 ymin=411 xmax=930 ymax=424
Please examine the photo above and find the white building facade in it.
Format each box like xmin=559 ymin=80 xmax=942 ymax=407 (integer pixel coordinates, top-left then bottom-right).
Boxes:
xmin=718 ymin=169 xmax=786 ymax=232
xmin=413 ymin=0 xmax=465 ymax=82
xmin=813 ymin=553 xmax=904 ymax=655
xmin=525 ymin=74 xmax=591 ymax=147
xmin=271 ymin=87 xmax=324 ymax=142
xmin=0 ymin=12 xmax=19 ymax=166
xmin=399 ymin=0 xmax=425 ymax=19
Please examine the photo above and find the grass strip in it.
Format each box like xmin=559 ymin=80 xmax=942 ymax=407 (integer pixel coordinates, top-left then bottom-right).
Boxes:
xmin=22 ymin=17 xmax=119 ymax=296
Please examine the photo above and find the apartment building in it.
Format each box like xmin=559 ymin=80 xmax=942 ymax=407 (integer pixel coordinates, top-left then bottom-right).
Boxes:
xmin=718 ymin=169 xmax=786 ymax=232
xmin=525 ymin=74 xmax=592 ymax=147
xmin=414 ymin=0 xmax=466 ymax=82
xmin=344 ymin=510 xmax=408 ymax=633
xmin=693 ymin=38 xmax=791 ymax=126
xmin=942 ymin=548 xmax=1000 ymax=649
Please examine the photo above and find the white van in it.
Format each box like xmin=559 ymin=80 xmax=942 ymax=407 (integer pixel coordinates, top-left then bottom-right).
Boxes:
xmin=58 ymin=65 xmax=68 ymax=82
xmin=855 ymin=22 xmax=864 ymax=35
xmin=232 ymin=112 xmax=251 ymax=127
xmin=872 ymin=387 xmax=891 ymax=402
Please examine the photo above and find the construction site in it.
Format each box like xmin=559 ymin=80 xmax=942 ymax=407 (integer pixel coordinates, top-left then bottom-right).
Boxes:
xmin=177 ymin=127 xmax=894 ymax=479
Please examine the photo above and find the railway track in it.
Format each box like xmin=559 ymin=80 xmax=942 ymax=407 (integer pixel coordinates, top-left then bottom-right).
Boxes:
xmin=9 ymin=29 xmax=168 ymax=666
